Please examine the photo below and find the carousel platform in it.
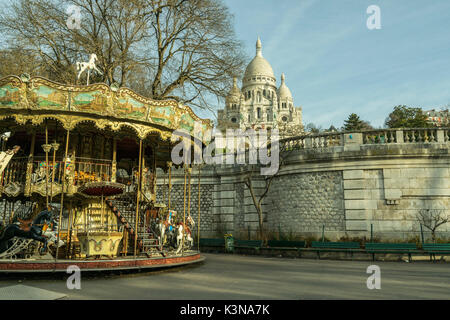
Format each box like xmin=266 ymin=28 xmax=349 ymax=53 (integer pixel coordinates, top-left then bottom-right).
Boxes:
xmin=0 ymin=252 xmax=204 ymax=273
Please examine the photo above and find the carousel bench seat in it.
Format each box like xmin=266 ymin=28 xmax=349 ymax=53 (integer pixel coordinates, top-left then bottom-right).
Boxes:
xmin=311 ymin=241 xmax=361 ymax=259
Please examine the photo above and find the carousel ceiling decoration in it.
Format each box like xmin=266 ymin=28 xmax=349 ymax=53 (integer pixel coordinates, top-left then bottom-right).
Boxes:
xmin=0 ymin=75 xmax=212 ymax=141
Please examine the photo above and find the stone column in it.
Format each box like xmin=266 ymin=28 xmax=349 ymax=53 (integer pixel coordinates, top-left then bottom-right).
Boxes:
xmin=436 ymin=129 xmax=444 ymax=143
xmin=395 ymin=130 xmax=404 ymax=143
xmin=343 ymin=170 xmax=370 ymax=233
xmin=343 ymin=132 xmax=362 ymax=151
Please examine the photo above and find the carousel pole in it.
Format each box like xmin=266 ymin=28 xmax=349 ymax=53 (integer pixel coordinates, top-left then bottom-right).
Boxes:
xmin=186 ymin=166 xmax=192 ymax=255
xmin=133 ymin=139 xmax=143 ymax=260
xmin=66 ymin=201 xmax=72 ymax=259
xmin=111 ymin=138 xmax=117 ymax=183
xmin=167 ymin=162 xmax=172 ymax=210
xmin=50 ymin=142 xmax=59 ymax=203
xmin=25 ymin=130 xmax=36 ymax=196
xmin=55 ymin=130 xmax=70 ymax=264
xmin=44 ymin=122 xmax=50 ymax=209
xmin=182 ymin=165 xmax=187 ymax=256
xmin=197 ymin=165 xmax=201 ymax=251
xmin=9 ymin=202 xmax=15 ymax=224
xmin=163 ymin=175 xmax=166 ymax=205
xmin=2 ymin=200 xmax=7 ymax=224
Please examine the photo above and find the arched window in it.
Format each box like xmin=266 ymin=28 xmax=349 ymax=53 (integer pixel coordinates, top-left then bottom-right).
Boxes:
xmin=257 ymin=108 xmax=261 ymax=119
xmin=257 ymin=91 xmax=261 ymax=102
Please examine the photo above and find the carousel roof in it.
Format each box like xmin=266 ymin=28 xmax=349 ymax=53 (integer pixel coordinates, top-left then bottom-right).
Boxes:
xmin=0 ymin=75 xmax=211 ymax=141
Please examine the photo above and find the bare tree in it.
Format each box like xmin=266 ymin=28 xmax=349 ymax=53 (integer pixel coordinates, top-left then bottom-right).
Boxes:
xmin=0 ymin=0 xmax=246 ymax=111
xmin=278 ymin=121 xmax=304 ymax=139
xmin=417 ymin=209 xmax=449 ymax=243
xmin=242 ymin=135 xmax=292 ymax=242
xmin=0 ymin=47 xmax=48 ymax=78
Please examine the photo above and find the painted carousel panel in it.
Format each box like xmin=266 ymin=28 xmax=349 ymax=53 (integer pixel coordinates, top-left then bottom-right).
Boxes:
xmin=71 ymin=90 xmax=109 ymax=114
xmin=116 ymin=95 xmax=148 ymax=120
xmin=0 ymin=84 xmax=20 ymax=107
xmin=179 ymin=112 xmax=196 ymax=132
xmin=148 ymin=105 xmax=176 ymax=128
xmin=28 ymin=85 xmax=68 ymax=109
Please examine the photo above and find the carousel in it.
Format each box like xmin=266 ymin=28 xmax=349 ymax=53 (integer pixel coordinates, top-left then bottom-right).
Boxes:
xmin=0 ymin=71 xmax=210 ymax=272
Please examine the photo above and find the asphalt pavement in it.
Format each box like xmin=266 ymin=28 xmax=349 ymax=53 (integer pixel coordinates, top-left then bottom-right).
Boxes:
xmin=0 ymin=253 xmax=448 ymax=299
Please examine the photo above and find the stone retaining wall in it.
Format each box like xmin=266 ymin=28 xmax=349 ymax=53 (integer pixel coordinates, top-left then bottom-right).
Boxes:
xmin=156 ymin=131 xmax=450 ymax=241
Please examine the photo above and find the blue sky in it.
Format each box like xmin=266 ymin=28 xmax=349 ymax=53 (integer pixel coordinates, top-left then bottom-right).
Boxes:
xmin=208 ymin=0 xmax=450 ymax=129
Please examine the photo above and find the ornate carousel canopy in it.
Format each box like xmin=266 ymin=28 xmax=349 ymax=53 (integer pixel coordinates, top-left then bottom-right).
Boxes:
xmin=0 ymin=75 xmax=211 ymax=141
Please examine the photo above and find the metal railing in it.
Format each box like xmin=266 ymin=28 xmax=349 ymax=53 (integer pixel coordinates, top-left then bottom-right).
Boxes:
xmin=0 ymin=157 xmax=27 ymax=187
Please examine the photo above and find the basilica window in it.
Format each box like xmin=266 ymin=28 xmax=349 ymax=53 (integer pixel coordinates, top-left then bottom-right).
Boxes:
xmin=257 ymin=108 xmax=261 ymax=119
xmin=282 ymin=103 xmax=287 ymax=108
xmin=232 ymin=104 xmax=237 ymax=109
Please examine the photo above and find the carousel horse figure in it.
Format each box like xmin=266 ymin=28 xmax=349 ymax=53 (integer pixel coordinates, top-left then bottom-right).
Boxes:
xmin=175 ymin=215 xmax=195 ymax=254
xmin=158 ymin=210 xmax=175 ymax=250
xmin=159 ymin=210 xmax=183 ymax=250
xmin=0 ymin=208 xmax=64 ymax=255
xmin=76 ymin=53 xmax=103 ymax=85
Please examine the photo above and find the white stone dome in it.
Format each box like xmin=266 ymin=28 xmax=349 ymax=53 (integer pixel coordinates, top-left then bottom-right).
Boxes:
xmin=242 ymin=37 xmax=276 ymax=88
xmin=277 ymin=73 xmax=293 ymax=100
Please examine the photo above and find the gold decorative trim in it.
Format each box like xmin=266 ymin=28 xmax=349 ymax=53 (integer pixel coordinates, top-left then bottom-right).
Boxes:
xmin=0 ymin=75 xmax=212 ymax=140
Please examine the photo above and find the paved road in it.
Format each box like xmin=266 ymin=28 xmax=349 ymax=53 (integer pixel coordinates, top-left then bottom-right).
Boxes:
xmin=0 ymin=253 xmax=448 ymax=299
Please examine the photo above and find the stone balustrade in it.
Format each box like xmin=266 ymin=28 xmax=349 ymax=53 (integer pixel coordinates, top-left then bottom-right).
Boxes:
xmin=279 ymin=128 xmax=450 ymax=151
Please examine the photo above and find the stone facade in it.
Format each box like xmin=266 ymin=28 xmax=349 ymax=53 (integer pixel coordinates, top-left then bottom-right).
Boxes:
xmin=217 ymin=38 xmax=303 ymax=138
xmin=156 ymin=129 xmax=450 ymax=241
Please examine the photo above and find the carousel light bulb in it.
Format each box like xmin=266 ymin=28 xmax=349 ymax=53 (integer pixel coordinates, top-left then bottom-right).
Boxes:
xmin=1 ymin=131 xmax=11 ymax=141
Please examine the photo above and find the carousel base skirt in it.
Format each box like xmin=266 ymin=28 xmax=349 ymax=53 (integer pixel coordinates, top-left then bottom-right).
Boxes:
xmin=0 ymin=252 xmax=203 ymax=273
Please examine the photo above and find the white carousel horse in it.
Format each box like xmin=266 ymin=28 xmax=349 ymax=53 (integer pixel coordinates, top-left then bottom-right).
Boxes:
xmin=158 ymin=211 xmax=174 ymax=250
xmin=43 ymin=230 xmax=65 ymax=248
xmin=175 ymin=215 xmax=195 ymax=254
xmin=76 ymin=53 xmax=103 ymax=85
